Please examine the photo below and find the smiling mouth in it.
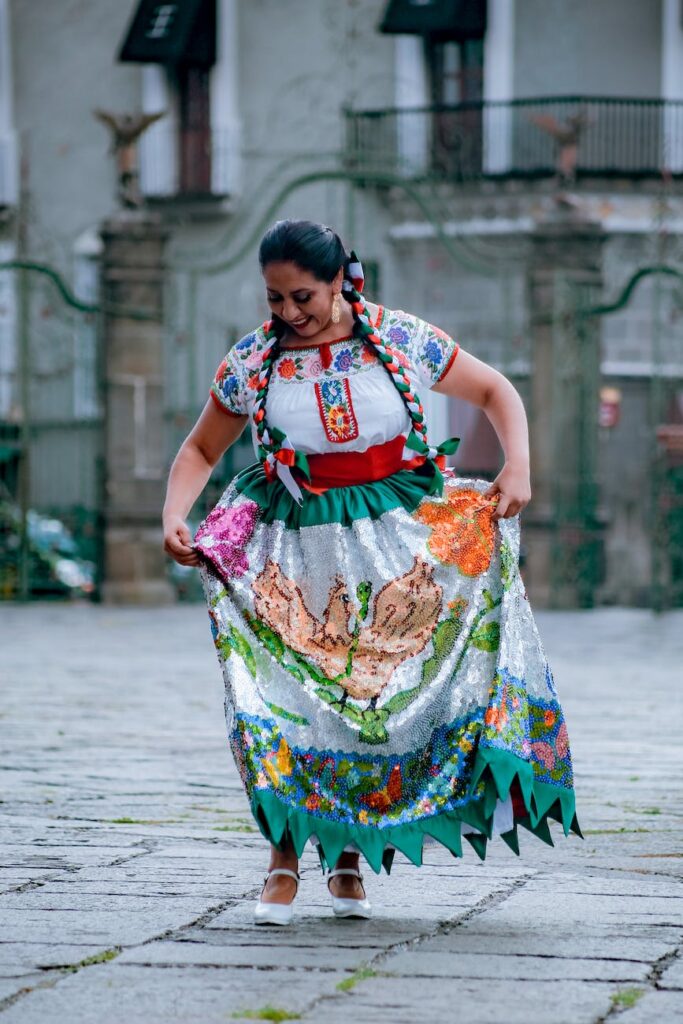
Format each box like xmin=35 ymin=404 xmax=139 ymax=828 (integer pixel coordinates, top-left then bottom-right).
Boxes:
xmin=290 ymin=317 xmax=310 ymax=327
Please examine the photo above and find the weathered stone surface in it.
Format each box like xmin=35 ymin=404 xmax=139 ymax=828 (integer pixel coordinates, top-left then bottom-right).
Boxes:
xmin=0 ymin=965 xmax=323 ymax=1024
xmin=614 ymin=989 xmax=683 ymax=1021
xmin=305 ymin=977 xmax=618 ymax=1024
xmin=659 ymin=956 xmax=683 ymax=991
xmin=1 ymin=604 xmax=682 ymax=1022
xmin=383 ymin=949 xmax=651 ymax=982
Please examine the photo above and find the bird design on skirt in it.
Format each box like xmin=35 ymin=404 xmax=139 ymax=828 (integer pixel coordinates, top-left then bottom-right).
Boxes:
xmin=358 ymin=764 xmax=403 ymax=812
xmin=251 ymin=556 xmax=443 ymax=701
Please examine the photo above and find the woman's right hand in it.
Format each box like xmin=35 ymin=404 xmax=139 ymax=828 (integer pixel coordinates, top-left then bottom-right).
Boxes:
xmin=163 ymin=515 xmax=201 ymax=567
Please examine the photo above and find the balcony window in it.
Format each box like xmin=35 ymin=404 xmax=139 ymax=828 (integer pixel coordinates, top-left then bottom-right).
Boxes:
xmin=426 ymin=36 xmax=484 ymax=176
xmin=174 ymin=65 xmax=212 ymax=195
xmin=380 ymin=0 xmax=486 ymax=179
xmin=118 ymin=0 xmax=238 ymax=201
xmin=426 ymin=37 xmax=483 ymax=105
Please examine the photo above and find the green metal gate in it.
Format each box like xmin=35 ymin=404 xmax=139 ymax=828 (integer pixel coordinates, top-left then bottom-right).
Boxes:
xmin=0 ymin=258 xmax=105 ymax=600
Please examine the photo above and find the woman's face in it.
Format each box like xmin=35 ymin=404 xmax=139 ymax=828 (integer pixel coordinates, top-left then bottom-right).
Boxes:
xmin=262 ymin=261 xmax=344 ymax=337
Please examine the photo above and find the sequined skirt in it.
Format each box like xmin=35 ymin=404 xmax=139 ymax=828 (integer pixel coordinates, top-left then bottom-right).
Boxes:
xmin=195 ymin=463 xmax=580 ymax=874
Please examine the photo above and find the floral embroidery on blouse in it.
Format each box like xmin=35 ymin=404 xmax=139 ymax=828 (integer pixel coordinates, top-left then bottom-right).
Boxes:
xmin=333 ymin=347 xmax=355 ymax=374
xmin=277 ymin=357 xmax=298 ymax=380
xmin=274 ymin=341 xmax=374 ymax=382
xmin=314 ymin=378 xmax=360 ymax=443
xmin=209 ymin=308 xmax=458 ymax=416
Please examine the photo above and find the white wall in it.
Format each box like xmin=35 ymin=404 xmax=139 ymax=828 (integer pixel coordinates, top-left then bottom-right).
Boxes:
xmin=0 ymin=0 xmax=18 ymax=205
xmin=661 ymin=0 xmax=683 ymax=171
xmin=483 ymin=0 xmax=515 ymax=173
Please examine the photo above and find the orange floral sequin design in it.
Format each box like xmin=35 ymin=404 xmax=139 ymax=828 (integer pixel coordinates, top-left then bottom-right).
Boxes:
xmin=414 ymin=487 xmax=497 ymax=577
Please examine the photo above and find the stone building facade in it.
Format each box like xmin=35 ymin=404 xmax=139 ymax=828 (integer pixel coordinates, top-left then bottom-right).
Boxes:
xmin=1 ymin=0 xmax=682 ymax=606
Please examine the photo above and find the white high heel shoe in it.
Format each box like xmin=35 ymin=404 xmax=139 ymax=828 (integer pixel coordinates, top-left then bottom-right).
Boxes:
xmin=327 ymin=867 xmax=372 ymax=919
xmin=253 ymin=868 xmax=300 ymax=926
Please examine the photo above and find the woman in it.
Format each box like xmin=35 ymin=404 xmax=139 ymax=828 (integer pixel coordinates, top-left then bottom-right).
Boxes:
xmin=162 ymin=219 xmax=579 ymax=926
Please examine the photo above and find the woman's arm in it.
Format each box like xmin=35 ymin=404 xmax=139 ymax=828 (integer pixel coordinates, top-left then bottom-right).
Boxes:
xmin=162 ymin=399 xmax=248 ymax=566
xmin=433 ymin=348 xmax=531 ymax=520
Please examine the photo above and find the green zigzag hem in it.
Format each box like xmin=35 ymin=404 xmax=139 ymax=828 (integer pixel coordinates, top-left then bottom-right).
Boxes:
xmin=248 ymin=745 xmax=581 ymax=875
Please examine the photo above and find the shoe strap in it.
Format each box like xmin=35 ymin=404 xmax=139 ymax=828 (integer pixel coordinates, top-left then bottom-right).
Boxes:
xmin=265 ymin=867 xmax=300 ymax=888
xmin=327 ymin=867 xmax=364 ymax=892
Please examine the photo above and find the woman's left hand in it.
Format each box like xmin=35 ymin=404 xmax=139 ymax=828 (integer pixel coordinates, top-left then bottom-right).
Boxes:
xmin=484 ymin=462 xmax=531 ymax=520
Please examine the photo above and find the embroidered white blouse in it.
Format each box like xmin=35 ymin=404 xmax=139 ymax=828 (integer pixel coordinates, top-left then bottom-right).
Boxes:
xmin=210 ymin=306 xmax=459 ymax=456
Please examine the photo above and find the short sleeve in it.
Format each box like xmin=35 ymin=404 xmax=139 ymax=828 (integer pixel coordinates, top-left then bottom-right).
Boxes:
xmin=209 ymin=335 xmax=254 ymax=417
xmin=405 ymin=314 xmax=459 ymax=388
xmin=382 ymin=310 xmax=459 ymax=389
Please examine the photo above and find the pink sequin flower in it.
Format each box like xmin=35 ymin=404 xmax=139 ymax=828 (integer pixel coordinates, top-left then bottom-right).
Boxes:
xmin=193 ymin=501 xmax=259 ymax=581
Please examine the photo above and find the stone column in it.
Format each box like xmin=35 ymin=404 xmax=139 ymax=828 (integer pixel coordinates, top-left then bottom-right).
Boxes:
xmin=99 ymin=213 xmax=174 ymax=604
xmin=524 ymin=217 xmax=606 ymax=608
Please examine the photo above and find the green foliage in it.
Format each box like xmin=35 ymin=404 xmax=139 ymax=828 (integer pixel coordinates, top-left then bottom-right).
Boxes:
xmin=383 ymin=600 xmax=467 ymax=715
xmin=245 ymin=613 xmax=305 ymax=682
xmin=500 ymin=540 xmax=516 ymax=591
xmin=470 ymin=621 xmax=500 ymax=652
xmin=213 ymin=823 xmax=256 ymax=832
xmin=358 ymin=708 xmax=390 ymax=745
xmin=335 ymin=967 xmax=379 ymax=992
xmin=245 ymin=614 xmax=284 ymax=660
xmin=609 ymin=988 xmax=645 ymax=1010
xmin=228 ymin=627 xmax=257 ymax=677
xmin=63 ymin=948 xmax=121 ymax=973
xmin=264 ymin=701 xmax=309 ymax=726
xmin=382 ymin=685 xmax=422 ymax=714
xmin=425 ymin=613 xmax=463 ymax=682
xmin=210 ymin=586 xmax=229 ymax=607
xmin=231 ymin=1008 xmax=301 ymax=1022
xmin=314 ymin=686 xmax=336 ymax=704
xmin=291 ymin=650 xmax=329 ymax=685
xmin=356 ymin=579 xmax=372 ymax=620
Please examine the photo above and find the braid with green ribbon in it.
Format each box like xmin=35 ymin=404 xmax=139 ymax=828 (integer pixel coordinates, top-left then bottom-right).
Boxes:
xmin=342 ymin=251 xmax=460 ymax=475
xmin=252 ymin=320 xmax=311 ymax=502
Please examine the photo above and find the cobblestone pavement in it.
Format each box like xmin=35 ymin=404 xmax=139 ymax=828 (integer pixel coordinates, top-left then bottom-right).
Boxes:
xmin=1 ymin=602 xmax=682 ymax=1024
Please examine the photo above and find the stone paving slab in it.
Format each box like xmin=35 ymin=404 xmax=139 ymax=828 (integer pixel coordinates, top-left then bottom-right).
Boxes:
xmin=0 ymin=964 xmax=325 ymax=1024
xmin=383 ymin=949 xmax=652 ymax=982
xmin=300 ymin=977 xmax=619 ymax=1024
xmin=422 ymin=927 xmax=678 ymax=963
xmin=1 ymin=603 xmax=682 ymax=1023
xmin=660 ymin=956 xmax=683 ymax=990
xmin=616 ymin=991 xmax=683 ymax=1022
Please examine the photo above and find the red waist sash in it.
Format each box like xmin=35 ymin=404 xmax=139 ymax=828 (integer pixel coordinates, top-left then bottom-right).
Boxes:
xmin=305 ymin=434 xmax=406 ymax=491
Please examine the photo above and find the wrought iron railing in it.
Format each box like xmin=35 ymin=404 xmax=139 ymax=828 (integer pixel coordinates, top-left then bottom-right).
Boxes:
xmin=345 ymin=96 xmax=683 ymax=182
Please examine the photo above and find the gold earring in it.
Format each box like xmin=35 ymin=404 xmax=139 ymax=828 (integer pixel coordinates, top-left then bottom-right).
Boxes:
xmin=331 ymin=293 xmax=341 ymax=324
